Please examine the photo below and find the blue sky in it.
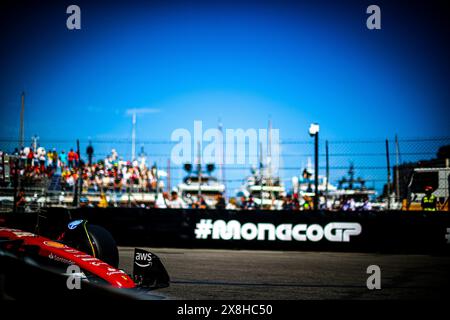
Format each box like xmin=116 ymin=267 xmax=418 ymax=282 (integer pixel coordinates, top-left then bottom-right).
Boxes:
xmin=1 ymin=0 xmax=449 ymax=193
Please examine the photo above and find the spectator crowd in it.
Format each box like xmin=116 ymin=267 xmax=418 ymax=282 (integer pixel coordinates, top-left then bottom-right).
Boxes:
xmin=1 ymin=145 xmax=375 ymax=211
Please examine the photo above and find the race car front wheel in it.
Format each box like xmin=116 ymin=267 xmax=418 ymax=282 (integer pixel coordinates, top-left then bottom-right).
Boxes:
xmin=83 ymin=224 xmax=120 ymax=269
xmin=64 ymin=222 xmax=120 ymax=269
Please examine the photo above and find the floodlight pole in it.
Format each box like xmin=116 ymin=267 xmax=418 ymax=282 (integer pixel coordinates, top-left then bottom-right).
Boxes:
xmin=309 ymin=123 xmax=320 ymax=211
xmin=314 ymin=131 xmax=319 ymax=211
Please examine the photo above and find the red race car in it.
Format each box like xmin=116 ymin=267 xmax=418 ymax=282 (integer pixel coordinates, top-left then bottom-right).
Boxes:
xmin=0 ymin=218 xmax=170 ymax=299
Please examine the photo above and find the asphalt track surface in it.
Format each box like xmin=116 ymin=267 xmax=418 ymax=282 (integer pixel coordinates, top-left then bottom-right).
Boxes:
xmin=118 ymin=247 xmax=450 ymax=300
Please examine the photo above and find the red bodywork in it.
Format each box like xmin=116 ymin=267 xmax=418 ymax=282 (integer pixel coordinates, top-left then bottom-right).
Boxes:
xmin=0 ymin=227 xmax=136 ymax=289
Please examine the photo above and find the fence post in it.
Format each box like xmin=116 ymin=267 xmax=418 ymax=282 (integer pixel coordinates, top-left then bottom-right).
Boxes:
xmin=12 ymin=157 xmax=18 ymax=215
xmin=395 ymin=135 xmax=400 ymax=202
xmin=19 ymin=92 xmax=25 ymax=149
xmin=73 ymin=139 xmax=80 ymax=207
xmin=385 ymin=139 xmax=391 ymax=210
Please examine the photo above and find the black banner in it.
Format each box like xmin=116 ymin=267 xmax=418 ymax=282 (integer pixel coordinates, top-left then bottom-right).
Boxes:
xmin=18 ymin=207 xmax=449 ymax=254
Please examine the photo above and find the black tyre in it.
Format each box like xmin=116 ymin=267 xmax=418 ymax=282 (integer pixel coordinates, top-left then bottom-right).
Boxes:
xmin=83 ymin=224 xmax=119 ymax=268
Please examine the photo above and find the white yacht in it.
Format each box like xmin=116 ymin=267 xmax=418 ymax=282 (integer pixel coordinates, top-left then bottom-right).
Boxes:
xmin=176 ymin=163 xmax=225 ymax=208
xmin=237 ymin=166 xmax=286 ymax=209
xmin=291 ymin=157 xmax=338 ymax=197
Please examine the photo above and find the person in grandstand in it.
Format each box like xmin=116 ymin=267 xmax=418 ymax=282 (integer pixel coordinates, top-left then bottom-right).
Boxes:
xmin=169 ymin=191 xmax=187 ymax=209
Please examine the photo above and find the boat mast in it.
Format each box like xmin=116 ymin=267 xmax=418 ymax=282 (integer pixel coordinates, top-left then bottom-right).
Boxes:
xmin=259 ymin=141 xmax=264 ymax=206
xmin=268 ymin=118 xmax=275 ymax=205
xmin=218 ymin=118 xmax=226 ymax=197
xmin=197 ymin=140 xmax=202 ymax=199
xmin=131 ymin=111 xmax=136 ymax=161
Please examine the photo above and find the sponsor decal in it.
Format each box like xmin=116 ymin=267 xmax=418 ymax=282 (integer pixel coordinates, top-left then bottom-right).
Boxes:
xmin=48 ymin=253 xmax=74 ymax=265
xmin=134 ymin=250 xmax=153 ymax=268
xmin=61 ymin=248 xmax=125 ymax=274
xmin=106 ymin=270 xmax=127 ymax=276
xmin=68 ymin=220 xmax=84 ymax=230
xmin=0 ymin=227 xmax=36 ymax=237
xmin=195 ymin=219 xmax=362 ymax=242
xmin=44 ymin=241 xmax=67 ymax=249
